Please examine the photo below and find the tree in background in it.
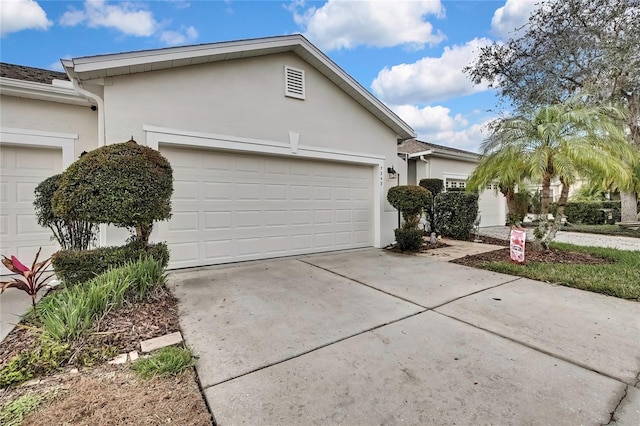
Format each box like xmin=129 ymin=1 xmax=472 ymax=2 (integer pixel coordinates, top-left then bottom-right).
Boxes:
xmin=465 ymin=0 xmax=640 ymax=221
xmin=477 ymin=99 xmax=633 ymax=249
xmin=52 ymin=140 xmax=173 ymax=244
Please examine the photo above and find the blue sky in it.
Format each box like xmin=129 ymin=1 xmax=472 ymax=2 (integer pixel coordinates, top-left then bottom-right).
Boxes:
xmin=0 ymin=0 xmax=539 ymax=152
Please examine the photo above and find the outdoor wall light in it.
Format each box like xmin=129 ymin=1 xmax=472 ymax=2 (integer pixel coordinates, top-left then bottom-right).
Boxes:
xmin=387 ymin=166 xmax=397 ymax=179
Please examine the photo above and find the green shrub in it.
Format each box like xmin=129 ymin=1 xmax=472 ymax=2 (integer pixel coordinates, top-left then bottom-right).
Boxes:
xmin=387 ymin=185 xmax=433 ymax=225
xmin=38 ymin=258 xmax=166 ymax=342
xmin=0 ymin=337 xmax=70 ymax=388
xmin=434 ymin=192 xmax=479 ymax=240
xmin=33 ymin=174 xmax=97 ymax=251
xmin=418 ymin=179 xmax=444 ymax=197
xmin=132 ymin=346 xmax=195 ymax=379
xmin=394 ymin=224 xmax=424 ymax=252
xmin=564 ymin=201 xmax=623 ymax=225
xmin=52 ymin=241 xmax=169 ymax=286
xmin=0 ymin=394 xmax=43 ymax=426
xmin=52 ymin=140 xmax=173 ymax=244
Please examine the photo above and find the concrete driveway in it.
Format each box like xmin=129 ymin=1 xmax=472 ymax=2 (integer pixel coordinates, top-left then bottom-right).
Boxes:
xmin=171 ymin=249 xmax=640 ymax=425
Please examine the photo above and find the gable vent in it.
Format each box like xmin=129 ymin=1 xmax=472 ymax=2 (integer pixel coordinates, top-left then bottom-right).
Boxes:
xmin=285 ymin=65 xmax=305 ymax=100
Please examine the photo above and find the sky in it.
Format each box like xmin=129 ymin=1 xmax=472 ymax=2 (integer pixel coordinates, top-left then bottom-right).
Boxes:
xmin=0 ymin=0 xmax=540 ymax=153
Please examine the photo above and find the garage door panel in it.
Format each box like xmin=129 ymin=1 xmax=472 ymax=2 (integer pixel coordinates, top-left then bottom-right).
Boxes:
xmin=1 ymin=146 xmax=62 ymax=275
xmin=159 ymin=146 xmax=373 ymax=268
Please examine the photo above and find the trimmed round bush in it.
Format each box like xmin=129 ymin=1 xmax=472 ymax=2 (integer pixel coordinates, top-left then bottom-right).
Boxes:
xmin=387 ymin=185 xmax=433 ymax=225
xmin=52 ymin=140 xmax=173 ymax=243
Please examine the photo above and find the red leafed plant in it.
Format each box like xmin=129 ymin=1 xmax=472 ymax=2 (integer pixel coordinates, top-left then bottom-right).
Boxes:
xmin=1 ymin=247 xmax=54 ymax=315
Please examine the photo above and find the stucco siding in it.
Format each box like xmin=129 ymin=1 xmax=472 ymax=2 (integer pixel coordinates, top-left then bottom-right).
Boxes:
xmin=0 ymin=95 xmax=98 ymax=158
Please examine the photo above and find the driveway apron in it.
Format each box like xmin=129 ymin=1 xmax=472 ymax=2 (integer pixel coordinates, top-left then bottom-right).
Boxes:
xmin=171 ymin=248 xmax=640 ymax=425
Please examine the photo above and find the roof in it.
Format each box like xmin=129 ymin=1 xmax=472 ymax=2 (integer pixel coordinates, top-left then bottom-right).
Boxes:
xmin=398 ymin=139 xmax=479 ymax=162
xmin=62 ymin=34 xmax=415 ymax=139
xmin=0 ymin=62 xmax=68 ymax=84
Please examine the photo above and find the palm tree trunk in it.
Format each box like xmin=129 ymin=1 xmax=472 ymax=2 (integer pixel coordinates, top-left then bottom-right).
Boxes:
xmin=540 ymin=173 xmax=552 ymax=215
xmin=555 ymin=177 xmax=570 ymax=218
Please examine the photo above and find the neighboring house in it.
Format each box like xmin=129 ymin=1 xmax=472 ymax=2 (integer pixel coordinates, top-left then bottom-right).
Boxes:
xmin=0 ymin=35 xmax=416 ymax=272
xmin=397 ymin=139 xmax=507 ymax=227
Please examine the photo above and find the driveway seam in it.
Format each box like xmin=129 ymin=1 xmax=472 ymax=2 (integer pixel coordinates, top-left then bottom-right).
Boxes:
xmin=200 ymin=308 xmax=428 ymax=390
xmin=432 ymin=310 xmax=633 ymax=386
xmin=298 ymin=259 xmax=428 ymax=309
xmin=428 ymin=276 xmax=522 ymax=310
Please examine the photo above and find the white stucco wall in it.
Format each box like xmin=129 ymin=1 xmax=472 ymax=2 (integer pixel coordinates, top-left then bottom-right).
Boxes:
xmin=0 ymin=95 xmax=99 ymax=158
xmin=99 ymin=52 xmax=403 ymax=246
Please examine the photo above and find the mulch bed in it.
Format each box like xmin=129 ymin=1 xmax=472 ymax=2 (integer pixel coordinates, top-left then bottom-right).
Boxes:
xmin=386 ymin=238 xmax=450 ymax=253
xmin=454 ymin=236 xmax=613 ymax=266
xmin=0 ymin=286 xmax=214 ymax=425
xmin=0 ymin=287 xmax=181 ymax=371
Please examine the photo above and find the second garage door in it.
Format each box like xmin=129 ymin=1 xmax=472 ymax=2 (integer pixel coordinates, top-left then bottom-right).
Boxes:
xmin=158 ymin=146 xmax=373 ymax=269
xmin=1 ymin=145 xmax=62 ymax=275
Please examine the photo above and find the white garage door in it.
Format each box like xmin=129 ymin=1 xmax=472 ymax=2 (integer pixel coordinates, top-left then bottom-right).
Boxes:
xmin=0 ymin=145 xmax=62 ymax=275
xmin=158 ymin=147 xmax=373 ymax=269
xmin=478 ymin=188 xmax=506 ymax=227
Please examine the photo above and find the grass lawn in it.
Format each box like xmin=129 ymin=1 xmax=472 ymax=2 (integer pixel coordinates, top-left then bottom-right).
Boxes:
xmin=562 ymin=224 xmax=640 ymax=238
xmin=475 ymin=243 xmax=640 ymax=300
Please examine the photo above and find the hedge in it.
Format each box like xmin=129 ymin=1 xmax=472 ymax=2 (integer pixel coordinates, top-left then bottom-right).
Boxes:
xmin=564 ymin=201 xmax=625 ymax=225
xmin=418 ymin=179 xmax=444 ymax=197
xmin=434 ymin=192 xmax=479 ymax=240
xmin=52 ymin=241 xmax=169 ymax=286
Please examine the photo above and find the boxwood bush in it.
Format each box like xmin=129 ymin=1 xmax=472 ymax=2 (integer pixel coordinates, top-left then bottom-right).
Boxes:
xmin=434 ymin=192 xmax=479 ymax=240
xmin=52 ymin=241 xmax=169 ymax=286
xmin=394 ymin=223 xmax=424 ymax=251
xmin=387 ymin=185 xmax=433 ymax=226
xmin=52 ymin=140 xmax=173 ymax=244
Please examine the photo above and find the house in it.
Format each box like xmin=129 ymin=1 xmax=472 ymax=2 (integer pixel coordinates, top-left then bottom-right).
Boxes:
xmin=397 ymin=139 xmax=507 ymax=227
xmin=0 ymin=35 xmax=416 ymax=272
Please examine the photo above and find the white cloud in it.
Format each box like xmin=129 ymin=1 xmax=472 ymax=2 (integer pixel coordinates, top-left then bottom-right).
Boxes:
xmin=372 ymin=38 xmax=492 ymax=105
xmin=60 ymin=0 xmax=158 ymax=37
xmin=394 ymin=104 xmax=491 ymax=153
xmin=0 ymin=0 xmax=51 ymax=36
xmin=160 ymin=26 xmax=198 ymax=46
xmin=289 ymin=0 xmax=445 ymax=51
xmin=491 ymin=0 xmax=538 ymax=40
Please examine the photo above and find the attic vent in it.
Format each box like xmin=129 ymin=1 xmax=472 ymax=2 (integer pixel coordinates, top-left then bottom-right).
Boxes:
xmin=285 ymin=66 xmax=305 ymax=100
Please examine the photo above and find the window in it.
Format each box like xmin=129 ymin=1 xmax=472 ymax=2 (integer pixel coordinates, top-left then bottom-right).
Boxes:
xmin=284 ymin=65 xmax=305 ymax=100
xmin=445 ymin=179 xmax=467 ymax=191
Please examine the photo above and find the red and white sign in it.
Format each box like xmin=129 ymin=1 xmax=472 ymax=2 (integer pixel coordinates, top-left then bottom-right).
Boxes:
xmin=509 ymin=228 xmax=526 ymax=263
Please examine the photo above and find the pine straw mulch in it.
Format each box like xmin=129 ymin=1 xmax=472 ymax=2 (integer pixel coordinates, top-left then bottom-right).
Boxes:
xmin=453 ymin=235 xmax=613 ymax=266
xmin=0 ymin=287 xmax=214 ymax=425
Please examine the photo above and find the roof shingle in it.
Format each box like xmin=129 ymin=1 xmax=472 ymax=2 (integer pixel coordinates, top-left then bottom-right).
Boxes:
xmin=398 ymin=139 xmax=478 ymax=157
xmin=0 ymin=62 xmax=69 ymax=84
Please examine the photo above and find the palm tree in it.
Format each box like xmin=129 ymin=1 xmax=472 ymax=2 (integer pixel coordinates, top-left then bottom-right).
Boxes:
xmin=467 ymin=151 xmax=530 ymax=224
xmin=477 ymin=99 xmax=633 ymax=248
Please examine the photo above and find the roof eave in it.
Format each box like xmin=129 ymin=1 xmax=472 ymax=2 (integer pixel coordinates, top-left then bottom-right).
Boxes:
xmin=66 ymin=35 xmax=415 ymax=139
xmin=0 ymin=77 xmax=92 ymax=107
